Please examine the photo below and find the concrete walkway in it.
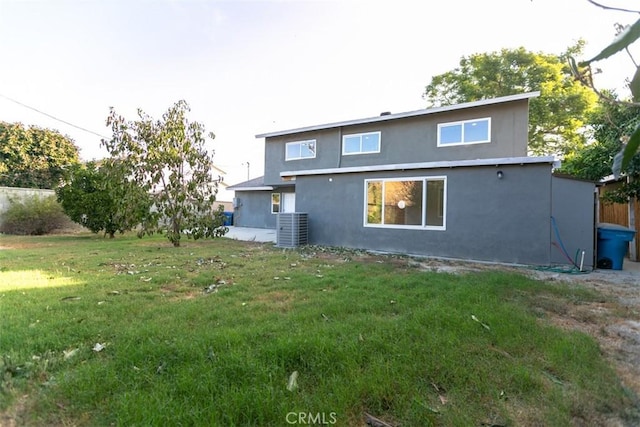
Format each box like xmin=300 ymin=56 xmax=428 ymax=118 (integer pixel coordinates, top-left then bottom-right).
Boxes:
xmin=223 ymin=226 xmax=277 ymax=243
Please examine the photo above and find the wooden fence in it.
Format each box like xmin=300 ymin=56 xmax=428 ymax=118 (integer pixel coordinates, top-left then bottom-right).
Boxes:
xmin=598 ymin=181 xmax=640 ymax=261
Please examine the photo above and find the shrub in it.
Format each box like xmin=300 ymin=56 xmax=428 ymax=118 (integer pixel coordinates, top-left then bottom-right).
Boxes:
xmin=0 ymin=195 xmax=73 ymax=235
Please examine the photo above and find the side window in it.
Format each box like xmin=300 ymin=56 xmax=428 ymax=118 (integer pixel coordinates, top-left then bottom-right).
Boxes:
xmin=285 ymin=140 xmax=316 ymax=161
xmin=271 ymin=193 xmax=281 ymax=214
xmin=437 ymin=118 xmax=490 ymax=146
xmin=342 ymin=132 xmax=381 ymax=155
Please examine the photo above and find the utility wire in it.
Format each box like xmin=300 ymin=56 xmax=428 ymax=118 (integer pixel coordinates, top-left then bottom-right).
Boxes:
xmin=0 ymin=93 xmax=110 ymax=139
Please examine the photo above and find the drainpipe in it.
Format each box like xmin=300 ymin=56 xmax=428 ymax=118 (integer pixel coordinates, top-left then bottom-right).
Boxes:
xmin=337 ymin=127 xmax=343 ymax=168
xmin=593 ymin=186 xmax=599 ymax=270
xmin=628 ymin=175 xmax=637 ymax=261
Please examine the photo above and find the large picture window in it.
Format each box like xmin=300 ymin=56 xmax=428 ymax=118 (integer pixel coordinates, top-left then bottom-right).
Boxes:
xmin=437 ymin=118 xmax=490 ymax=146
xmin=343 ymin=132 xmax=381 ymax=155
xmin=365 ymin=177 xmax=446 ymax=229
xmin=286 ymin=140 xmax=316 ymax=161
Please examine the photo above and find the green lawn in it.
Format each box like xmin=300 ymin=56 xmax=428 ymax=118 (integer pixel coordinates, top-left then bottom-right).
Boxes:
xmin=0 ymin=233 xmax=636 ymax=426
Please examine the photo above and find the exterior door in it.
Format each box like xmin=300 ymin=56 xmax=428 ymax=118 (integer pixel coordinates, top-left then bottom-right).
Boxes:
xmin=282 ymin=193 xmax=296 ymax=213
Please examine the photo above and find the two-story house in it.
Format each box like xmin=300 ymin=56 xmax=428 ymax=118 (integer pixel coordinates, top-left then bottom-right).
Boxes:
xmin=228 ymin=92 xmax=595 ymax=268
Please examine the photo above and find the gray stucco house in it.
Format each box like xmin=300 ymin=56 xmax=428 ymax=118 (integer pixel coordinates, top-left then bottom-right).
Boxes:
xmin=228 ymin=92 xmax=595 ymax=268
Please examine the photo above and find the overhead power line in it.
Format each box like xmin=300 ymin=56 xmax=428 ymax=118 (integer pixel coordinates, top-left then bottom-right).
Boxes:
xmin=0 ymin=93 xmax=110 ymax=139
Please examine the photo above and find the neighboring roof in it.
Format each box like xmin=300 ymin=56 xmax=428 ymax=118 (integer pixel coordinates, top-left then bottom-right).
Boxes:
xmin=211 ymin=164 xmax=227 ymax=175
xmin=551 ymin=172 xmax=598 ymax=184
xmin=597 ymin=174 xmax=626 ymax=189
xmin=226 ymin=176 xmax=273 ymax=191
xmin=599 ymin=174 xmax=624 ymax=184
xmin=256 ymin=92 xmax=540 ymax=139
xmin=280 ymin=156 xmax=558 ymax=178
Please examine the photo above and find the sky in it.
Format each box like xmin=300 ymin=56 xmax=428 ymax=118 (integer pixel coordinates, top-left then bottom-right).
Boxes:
xmin=1 ymin=0 xmax=639 ymax=201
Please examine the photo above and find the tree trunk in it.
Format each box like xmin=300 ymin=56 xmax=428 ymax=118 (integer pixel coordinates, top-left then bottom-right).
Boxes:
xmin=171 ymin=217 xmax=181 ymax=247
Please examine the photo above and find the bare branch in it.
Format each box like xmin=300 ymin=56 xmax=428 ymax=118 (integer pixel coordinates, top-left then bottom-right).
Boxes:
xmin=586 ymin=0 xmax=640 ymax=14
xmin=570 ymin=59 xmax=640 ymax=106
xmin=625 ymin=46 xmax=639 ymax=67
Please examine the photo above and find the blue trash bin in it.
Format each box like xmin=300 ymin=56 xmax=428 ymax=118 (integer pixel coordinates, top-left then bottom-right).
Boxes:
xmin=597 ymin=223 xmax=636 ymax=270
xmin=222 ymin=212 xmax=233 ymax=226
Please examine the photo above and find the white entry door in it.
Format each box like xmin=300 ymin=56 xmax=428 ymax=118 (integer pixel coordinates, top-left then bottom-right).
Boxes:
xmin=282 ymin=193 xmax=296 ymax=213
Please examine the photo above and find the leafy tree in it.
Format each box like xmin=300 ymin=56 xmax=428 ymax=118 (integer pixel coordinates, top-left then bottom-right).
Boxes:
xmin=0 ymin=122 xmax=80 ymax=189
xmin=570 ymin=2 xmax=640 ymax=178
xmin=423 ymin=44 xmax=598 ymax=156
xmin=561 ymin=95 xmax=640 ymax=201
xmin=56 ymin=161 xmax=152 ymax=238
xmin=102 ymin=100 xmax=227 ymax=247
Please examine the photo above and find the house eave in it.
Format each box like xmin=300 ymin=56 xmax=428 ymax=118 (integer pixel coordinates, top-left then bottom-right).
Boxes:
xmin=227 ymin=186 xmax=274 ymax=191
xmin=257 ymin=92 xmax=540 ymax=139
xmin=280 ymin=156 xmax=558 ymax=178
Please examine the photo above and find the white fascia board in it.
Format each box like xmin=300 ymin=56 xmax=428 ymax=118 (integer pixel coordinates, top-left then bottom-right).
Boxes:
xmin=280 ymin=156 xmax=557 ymax=178
xmin=228 ymin=186 xmax=274 ymax=191
xmin=599 ymin=174 xmax=624 ymax=183
xmin=211 ymin=164 xmax=228 ymax=175
xmin=257 ymin=92 xmax=540 ymax=139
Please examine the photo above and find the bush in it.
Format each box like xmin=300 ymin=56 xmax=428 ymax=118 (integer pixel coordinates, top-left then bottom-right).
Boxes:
xmin=0 ymin=195 xmax=74 ymax=235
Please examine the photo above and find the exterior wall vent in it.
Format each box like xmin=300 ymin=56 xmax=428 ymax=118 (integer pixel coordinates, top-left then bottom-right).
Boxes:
xmin=276 ymin=213 xmax=308 ymax=247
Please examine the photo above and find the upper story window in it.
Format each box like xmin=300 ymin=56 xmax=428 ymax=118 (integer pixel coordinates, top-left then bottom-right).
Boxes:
xmin=286 ymin=140 xmax=316 ymax=161
xmin=437 ymin=118 xmax=491 ymax=147
xmin=342 ymin=131 xmax=381 ymax=155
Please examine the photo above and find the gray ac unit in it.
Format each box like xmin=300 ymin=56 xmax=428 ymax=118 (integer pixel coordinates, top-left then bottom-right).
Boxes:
xmin=277 ymin=213 xmax=308 ymax=248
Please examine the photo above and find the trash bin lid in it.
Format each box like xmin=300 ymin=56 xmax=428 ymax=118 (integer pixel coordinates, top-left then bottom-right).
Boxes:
xmin=597 ymin=222 xmax=636 ymax=232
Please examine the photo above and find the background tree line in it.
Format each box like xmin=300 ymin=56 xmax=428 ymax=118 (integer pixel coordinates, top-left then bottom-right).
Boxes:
xmin=1 ymin=101 xmax=227 ymax=246
xmin=0 ymin=121 xmax=79 ymax=189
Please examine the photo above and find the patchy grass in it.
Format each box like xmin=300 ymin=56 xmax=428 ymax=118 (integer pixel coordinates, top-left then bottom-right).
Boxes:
xmin=0 ymin=233 xmax=637 ymax=426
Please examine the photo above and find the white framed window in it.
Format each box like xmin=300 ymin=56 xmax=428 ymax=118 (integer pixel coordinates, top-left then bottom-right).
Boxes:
xmin=285 ymin=140 xmax=316 ymax=161
xmin=437 ymin=118 xmax=491 ymax=147
xmin=271 ymin=193 xmax=280 ymax=214
xmin=364 ymin=176 xmax=446 ymax=230
xmin=342 ymin=131 xmax=381 ymax=155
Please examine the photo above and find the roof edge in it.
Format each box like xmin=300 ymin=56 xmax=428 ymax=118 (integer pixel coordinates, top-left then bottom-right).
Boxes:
xmin=257 ymin=92 xmax=540 ymax=139
xmin=280 ymin=155 xmax=557 ymax=178
xmin=229 ymin=186 xmax=274 ymax=192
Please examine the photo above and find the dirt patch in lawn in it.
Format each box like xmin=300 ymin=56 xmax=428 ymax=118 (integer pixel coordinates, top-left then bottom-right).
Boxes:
xmin=410 ymin=256 xmax=640 ymax=415
xmin=0 ymin=241 xmax=51 ymax=250
xmin=0 ymin=394 xmax=27 ymax=427
xmin=254 ymin=290 xmax=296 ymax=312
xmin=533 ymin=269 xmax=640 ymax=405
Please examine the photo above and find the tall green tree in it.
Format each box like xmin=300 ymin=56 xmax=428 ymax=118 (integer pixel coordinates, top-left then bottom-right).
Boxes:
xmin=561 ymin=95 xmax=640 ymax=199
xmin=102 ymin=100 xmax=227 ymax=247
xmin=0 ymin=122 xmax=80 ymax=189
xmin=56 ymin=161 xmax=152 ymax=237
xmin=423 ymin=44 xmax=598 ymax=156
xmin=570 ymin=5 xmax=640 ymax=177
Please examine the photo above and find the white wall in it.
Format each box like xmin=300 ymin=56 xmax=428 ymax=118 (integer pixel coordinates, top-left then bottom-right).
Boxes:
xmin=0 ymin=186 xmax=56 ymax=214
